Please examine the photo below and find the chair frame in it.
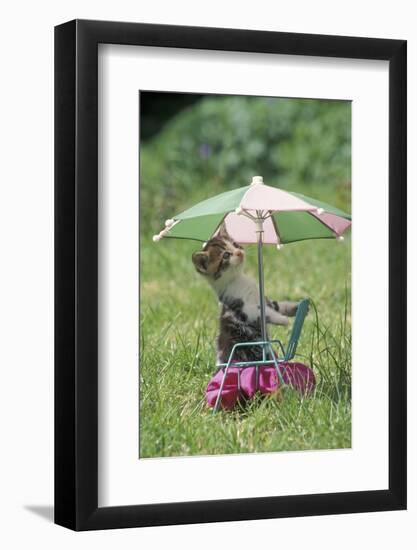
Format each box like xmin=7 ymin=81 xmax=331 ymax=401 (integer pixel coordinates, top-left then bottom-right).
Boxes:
xmin=213 ymin=299 xmax=310 ymax=412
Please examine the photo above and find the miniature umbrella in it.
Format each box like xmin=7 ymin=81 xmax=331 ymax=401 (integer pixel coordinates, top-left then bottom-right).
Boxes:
xmin=153 ymin=176 xmax=351 ymax=343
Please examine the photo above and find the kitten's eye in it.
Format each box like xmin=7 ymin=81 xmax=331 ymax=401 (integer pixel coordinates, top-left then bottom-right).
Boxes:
xmin=223 ymin=252 xmax=231 ymax=260
xmin=233 ymin=242 xmax=241 ymax=249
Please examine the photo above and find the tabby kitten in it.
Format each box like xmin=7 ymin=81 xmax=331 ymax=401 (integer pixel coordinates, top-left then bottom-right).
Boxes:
xmin=192 ymin=224 xmax=299 ymax=364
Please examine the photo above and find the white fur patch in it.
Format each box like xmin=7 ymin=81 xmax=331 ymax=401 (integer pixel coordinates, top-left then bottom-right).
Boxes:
xmin=211 ymin=272 xmax=261 ymax=323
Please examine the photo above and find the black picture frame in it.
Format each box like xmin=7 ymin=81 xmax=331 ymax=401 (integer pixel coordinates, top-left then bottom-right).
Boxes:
xmin=55 ymin=19 xmax=407 ymax=531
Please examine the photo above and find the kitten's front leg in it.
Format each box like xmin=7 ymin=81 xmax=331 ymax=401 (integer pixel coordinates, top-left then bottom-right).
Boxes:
xmin=265 ymin=305 xmax=289 ymax=326
xmin=273 ymin=300 xmax=300 ymax=317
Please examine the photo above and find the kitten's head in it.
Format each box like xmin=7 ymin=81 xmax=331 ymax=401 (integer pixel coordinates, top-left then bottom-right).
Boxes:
xmin=192 ymin=224 xmax=245 ymax=281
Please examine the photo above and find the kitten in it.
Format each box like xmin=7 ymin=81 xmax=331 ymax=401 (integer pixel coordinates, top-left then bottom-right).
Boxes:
xmin=192 ymin=224 xmax=299 ymax=364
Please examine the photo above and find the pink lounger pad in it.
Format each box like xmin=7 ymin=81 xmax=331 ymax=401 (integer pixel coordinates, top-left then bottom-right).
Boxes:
xmin=206 ymin=362 xmax=316 ymax=410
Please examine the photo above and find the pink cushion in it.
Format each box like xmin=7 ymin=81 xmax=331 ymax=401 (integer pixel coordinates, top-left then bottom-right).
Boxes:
xmin=205 ymin=368 xmax=242 ymax=410
xmin=205 ymin=361 xmax=316 ymax=410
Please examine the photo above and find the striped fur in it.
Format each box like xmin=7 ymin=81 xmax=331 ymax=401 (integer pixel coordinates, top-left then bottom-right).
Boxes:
xmin=192 ymin=225 xmax=299 ymax=363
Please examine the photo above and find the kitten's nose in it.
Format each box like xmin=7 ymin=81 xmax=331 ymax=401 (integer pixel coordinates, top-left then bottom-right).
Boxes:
xmin=235 ymin=250 xmax=244 ymax=258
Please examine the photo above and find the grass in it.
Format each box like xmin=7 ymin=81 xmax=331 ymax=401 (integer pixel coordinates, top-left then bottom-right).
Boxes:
xmin=139 ymin=234 xmax=351 ymax=458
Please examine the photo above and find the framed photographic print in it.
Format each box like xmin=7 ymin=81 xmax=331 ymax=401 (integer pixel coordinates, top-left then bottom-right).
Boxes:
xmin=55 ymin=19 xmax=406 ymax=530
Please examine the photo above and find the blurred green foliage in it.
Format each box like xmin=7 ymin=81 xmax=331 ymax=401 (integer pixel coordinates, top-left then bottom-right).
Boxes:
xmin=140 ymin=95 xmax=351 ymax=233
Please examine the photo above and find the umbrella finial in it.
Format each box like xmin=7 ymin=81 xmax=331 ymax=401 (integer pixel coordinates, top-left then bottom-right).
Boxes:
xmin=251 ymin=176 xmax=264 ymax=185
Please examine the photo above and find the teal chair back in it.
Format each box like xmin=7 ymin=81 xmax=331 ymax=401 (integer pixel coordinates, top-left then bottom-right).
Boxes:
xmin=284 ymin=299 xmax=310 ymax=361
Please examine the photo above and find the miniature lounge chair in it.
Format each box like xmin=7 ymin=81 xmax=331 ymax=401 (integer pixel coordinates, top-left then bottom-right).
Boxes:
xmin=210 ymin=298 xmax=311 ymax=412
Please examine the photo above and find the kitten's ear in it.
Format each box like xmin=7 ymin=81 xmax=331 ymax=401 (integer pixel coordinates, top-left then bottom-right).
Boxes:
xmin=217 ymin=223 xmax=230 ymax=239
xmin=192 ymin=251 xmax=209 ymax=274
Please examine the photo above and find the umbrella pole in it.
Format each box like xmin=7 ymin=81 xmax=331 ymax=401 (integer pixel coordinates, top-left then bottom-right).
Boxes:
xmin=256 ymin=218 xmax=268 ymax=361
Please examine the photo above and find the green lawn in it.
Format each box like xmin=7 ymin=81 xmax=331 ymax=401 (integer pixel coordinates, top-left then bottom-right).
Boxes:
xmin=139 ymin=233 xmax=351 ymax=458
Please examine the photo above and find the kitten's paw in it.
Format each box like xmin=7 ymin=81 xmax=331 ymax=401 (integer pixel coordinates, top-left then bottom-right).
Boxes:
xmin=280 ymin=301 xmax=299 ymax=317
